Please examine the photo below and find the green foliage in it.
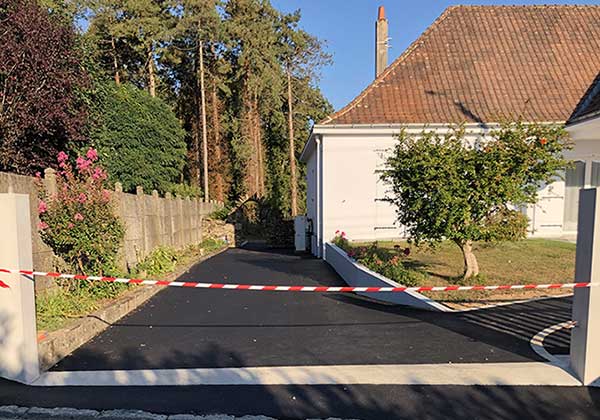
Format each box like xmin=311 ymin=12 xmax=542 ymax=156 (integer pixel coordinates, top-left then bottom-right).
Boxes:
xmin=136 ymin=246 xmax=179 ymax=276
xmin=38 ymin=149 xmax=125 ymax=275
xmin=36 ymin=279 xmax=127 ymax=332
xmin=380 ymin=122 xmax=571 ymax=278
xmin=170 ymin=183 xmax=203 ymax=199
xmin=89 ymin=81 xmax=187 ymax=194
xmin=382 ymin=123 xmax=570 ymax=246
xmin=334 ymin=235 xmax=425 ymax=287
xmin=80 ymin=0 xmax=332 ymax=216
xmin=210 ymin=206 xmax=231 ymax=221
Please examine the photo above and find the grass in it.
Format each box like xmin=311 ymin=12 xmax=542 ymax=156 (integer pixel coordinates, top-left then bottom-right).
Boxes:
xmin=352 ymin=239 xmax=576 ymax=307
xmin=36 ymin=238 xmax=227 ymax=332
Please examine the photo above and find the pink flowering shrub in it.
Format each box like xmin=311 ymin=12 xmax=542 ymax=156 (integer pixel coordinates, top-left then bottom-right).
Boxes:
xmin=38 ymin=149 xmax=124 ymax=275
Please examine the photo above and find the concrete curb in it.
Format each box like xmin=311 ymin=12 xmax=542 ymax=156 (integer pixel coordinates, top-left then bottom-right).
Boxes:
xmin=324 ymin=243 xmax=450 ymax=312
xmin=37 ymin=247 xmax=229 ymax=371
xmin=0 ymin=406 xmax=285 ymax=420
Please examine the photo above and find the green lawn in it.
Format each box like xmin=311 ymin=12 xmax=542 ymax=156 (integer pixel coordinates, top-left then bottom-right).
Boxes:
xmin=352 ymin=239 xmax=576 ymax=307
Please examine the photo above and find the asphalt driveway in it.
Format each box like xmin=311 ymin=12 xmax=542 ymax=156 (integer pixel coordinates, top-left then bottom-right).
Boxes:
xmin=51 ymin=245 xmax=572 ymax=371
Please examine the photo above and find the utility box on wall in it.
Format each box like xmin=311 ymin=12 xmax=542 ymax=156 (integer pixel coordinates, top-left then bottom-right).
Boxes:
xmin=294 ymin=215 xmax=307 ymax=252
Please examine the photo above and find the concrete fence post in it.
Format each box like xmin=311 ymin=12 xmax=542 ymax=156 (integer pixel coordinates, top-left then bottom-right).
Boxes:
xmin=571 ymin=187 xmax=600 ymax=385
xmin=43 ymin=168 xmax=57 ymax=196
xmin=0 ymin=193 xmax=39 ymax=384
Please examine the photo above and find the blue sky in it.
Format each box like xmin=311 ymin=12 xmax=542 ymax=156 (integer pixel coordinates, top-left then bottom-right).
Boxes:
xmin=271 ymin=0 xmax=600 ymax=111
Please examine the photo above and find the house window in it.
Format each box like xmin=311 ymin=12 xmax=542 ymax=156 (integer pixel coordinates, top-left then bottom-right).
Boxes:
xmin=591 ymin=161 xmax=600 ymax=187
xmin=563 ymin=160 xmax=586 ymax=231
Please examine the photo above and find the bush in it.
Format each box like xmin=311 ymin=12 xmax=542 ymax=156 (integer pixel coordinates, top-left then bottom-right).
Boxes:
xmin=334 ymin=233 xmax=425 ymax=287
xmin=89 ymin=81 xmax=187 ymax=194
xmin=136 ymin=246 xmax=179 ymax=276
xmin=38 ymin=148 xmax=125 ymax=276
xmin=170 ymin=183 xmax=203 ymax=199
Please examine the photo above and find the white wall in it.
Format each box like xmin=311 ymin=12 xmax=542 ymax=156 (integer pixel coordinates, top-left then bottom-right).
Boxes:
xmin=308 ymin=126 xmax=600 ymax=250
xmin=305 ymin=145 xmax=318 ymax=254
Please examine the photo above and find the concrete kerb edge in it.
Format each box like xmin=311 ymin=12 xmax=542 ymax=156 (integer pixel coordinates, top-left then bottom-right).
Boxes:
xmin=37 ymin=246 xmax=230 ymax=373
xmin=324 ymin=242 xmax=451 ymax=312
xmin=323 ymin=242 xmax=573 ymax=313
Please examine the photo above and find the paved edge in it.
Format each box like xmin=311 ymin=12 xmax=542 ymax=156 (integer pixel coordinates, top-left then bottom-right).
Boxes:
xmin=530 ymin=321 xmax=576 ymax=367
xmin=32 ymin=362 xmax=582 ymax=387
xmin=38 ymin=246 xmax=230 ymax=372
xmin=0 ymin=405 xmax=285 ymax=419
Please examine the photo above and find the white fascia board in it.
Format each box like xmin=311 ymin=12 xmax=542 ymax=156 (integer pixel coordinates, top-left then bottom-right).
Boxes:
xmin=299 ymin=129 xmax=317 ymax=163
xmin=566 ymin=116 xmax=600 ymax=141
xmin=300 ymin=120 xmax=565 ymax=162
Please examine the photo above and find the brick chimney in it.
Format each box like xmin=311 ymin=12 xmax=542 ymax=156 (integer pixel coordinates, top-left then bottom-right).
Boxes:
xmin=375 ymin=5 xmax=389 ymax=78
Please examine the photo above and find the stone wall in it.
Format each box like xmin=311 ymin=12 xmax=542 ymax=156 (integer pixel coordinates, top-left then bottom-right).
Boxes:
xmin=114 ymin=183 xmax=222 ymax=270
xmin=0 ymin=170 xmax=223 ymax=291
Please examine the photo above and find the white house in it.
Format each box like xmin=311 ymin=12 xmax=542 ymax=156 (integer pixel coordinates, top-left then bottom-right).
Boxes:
xmin=300 ymin=5 xmax=600 ymax=257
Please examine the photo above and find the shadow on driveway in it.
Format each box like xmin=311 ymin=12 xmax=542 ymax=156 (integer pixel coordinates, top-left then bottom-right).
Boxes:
xmin=51 ymin=247 xmax=571 ymax=371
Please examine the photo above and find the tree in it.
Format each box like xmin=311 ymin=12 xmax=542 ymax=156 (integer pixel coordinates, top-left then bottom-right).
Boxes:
xmin=381 ymin=123 xmax=571 ymax=280
xmin=110 ymin=0 xmax=174 ymax=97
xmin=278 ymin=11 xmax=331 ymax=216
xmin=0 ymin=0 xmax=88 ymax=174
xmin=170 ymin=0 xmax=221 ymax=200
xmin=89 ymin=81 xmax=187 ymax=193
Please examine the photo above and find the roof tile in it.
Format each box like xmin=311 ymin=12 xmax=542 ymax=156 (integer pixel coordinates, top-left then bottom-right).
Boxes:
xmin=324 ymin=5 xmax=600 ymax=125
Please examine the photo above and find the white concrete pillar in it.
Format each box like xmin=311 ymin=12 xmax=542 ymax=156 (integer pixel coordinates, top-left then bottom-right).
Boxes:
xmin=0 ymin=193 xmax=39 ymax=383
xmin=571 ymin=187 xmax=600 ymax=385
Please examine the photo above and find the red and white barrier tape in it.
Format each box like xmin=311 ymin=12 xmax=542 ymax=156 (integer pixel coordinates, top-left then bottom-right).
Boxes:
xmin=0 ymin=267 xmax=591 ymax=293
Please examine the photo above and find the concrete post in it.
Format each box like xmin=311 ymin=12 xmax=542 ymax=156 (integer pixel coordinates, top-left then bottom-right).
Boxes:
xmin=0 ymin=193 xmax=39 ymax=384
xmin=43 ymin=168 xmax=57 ymax=196
xmin=571 ymin=188 xmax=600 ymax=385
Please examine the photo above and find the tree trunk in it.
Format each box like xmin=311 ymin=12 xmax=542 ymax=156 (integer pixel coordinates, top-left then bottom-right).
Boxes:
xmin=198 ymin=39 xmax=209 ymax=202
xmin=252 ymin=92 xmax=264 ymax=196
xmin=111 ymin=36 xmax=120 ymax=85
xmin=147 ymin=45 xmax=156 ymax=97
xmin=211 ymin=81 xmax=224 ymax=201
xmin=287 ymin=68 xmax=297 ymax=216
xmin=459 ymin=240 xmax=479 ymax=280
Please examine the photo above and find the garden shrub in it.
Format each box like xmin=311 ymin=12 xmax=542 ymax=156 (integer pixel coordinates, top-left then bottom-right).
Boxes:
xmin=89 ymin=81 xmax=187 ymax=194
xmin=333 ymin=233 xmax=425 ymax=287
xmin=38 ymin=148 xmax=125 ymax=276
xmin=136 ymin=246 xmax=179 ymax=276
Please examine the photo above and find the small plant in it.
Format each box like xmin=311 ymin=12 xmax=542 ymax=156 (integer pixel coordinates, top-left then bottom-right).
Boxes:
xmin=332 ymin=230 xmax=350 ymax=251
xmin=38 ymin=149 xmax=125 ymax=277
xmin=170 ymin=183 xmax=203 ymax=199
xmin=136 ymin=246 xmax=179 ymax=276
xmin=336 ymin=235 xmax=426 ymax=287
xmin=210 ymin=206 xmax=231 ymax=221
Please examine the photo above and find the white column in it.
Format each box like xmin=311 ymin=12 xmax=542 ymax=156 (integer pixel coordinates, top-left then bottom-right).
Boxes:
xmin=0 ymin=193 xmax=39 ymax=383
xmin=570 ymin=187 xmax=600 ymax=385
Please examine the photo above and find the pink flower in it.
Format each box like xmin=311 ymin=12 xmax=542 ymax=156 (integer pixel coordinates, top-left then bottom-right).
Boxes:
xmin=335 ymin=230 xmax=340 ymax=235
xmin=37 ymin=200 xmax=47 ymax=214
xmin=38 ymin=221 xmax=49 ymax=230
xmin=67 ymin=222 xmax=74 ymax=229
xmin=74 ymin=213 xmax=84 ymax=221
xmin=77 ymin=193 xmax=87 ymax=204
xmin=35 ymin=172 xmax=41 ymax=179
xmin=341 ymin=231 xmax=346 ymax=238
xmin=86 ymin=148 xmax=98 ymax=161
xmin=102 ymin=189 xmax=111 ymax=202
xmin=76 ymin=157 xmax=91 ymax=171
xmin=92 ymin=167 xmax=106 ymax=180
xmin=57 ymin=151 xmax=68 ymax=163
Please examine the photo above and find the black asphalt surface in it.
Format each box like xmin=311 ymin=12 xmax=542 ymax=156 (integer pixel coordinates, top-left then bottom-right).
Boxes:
xmin=52 ymin=245 xmax=572 ymax=371
xmin=0 ymin=245 xmax=591 ymax=419
xmin=0 ymin=381 xmax=599 ymax=419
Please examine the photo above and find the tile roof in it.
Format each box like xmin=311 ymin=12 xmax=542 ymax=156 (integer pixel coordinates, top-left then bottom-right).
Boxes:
xmin=569 ymin=72 xmax=600 ymax=124
xmin=323 ymin=5 xmax=600 ymax=125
